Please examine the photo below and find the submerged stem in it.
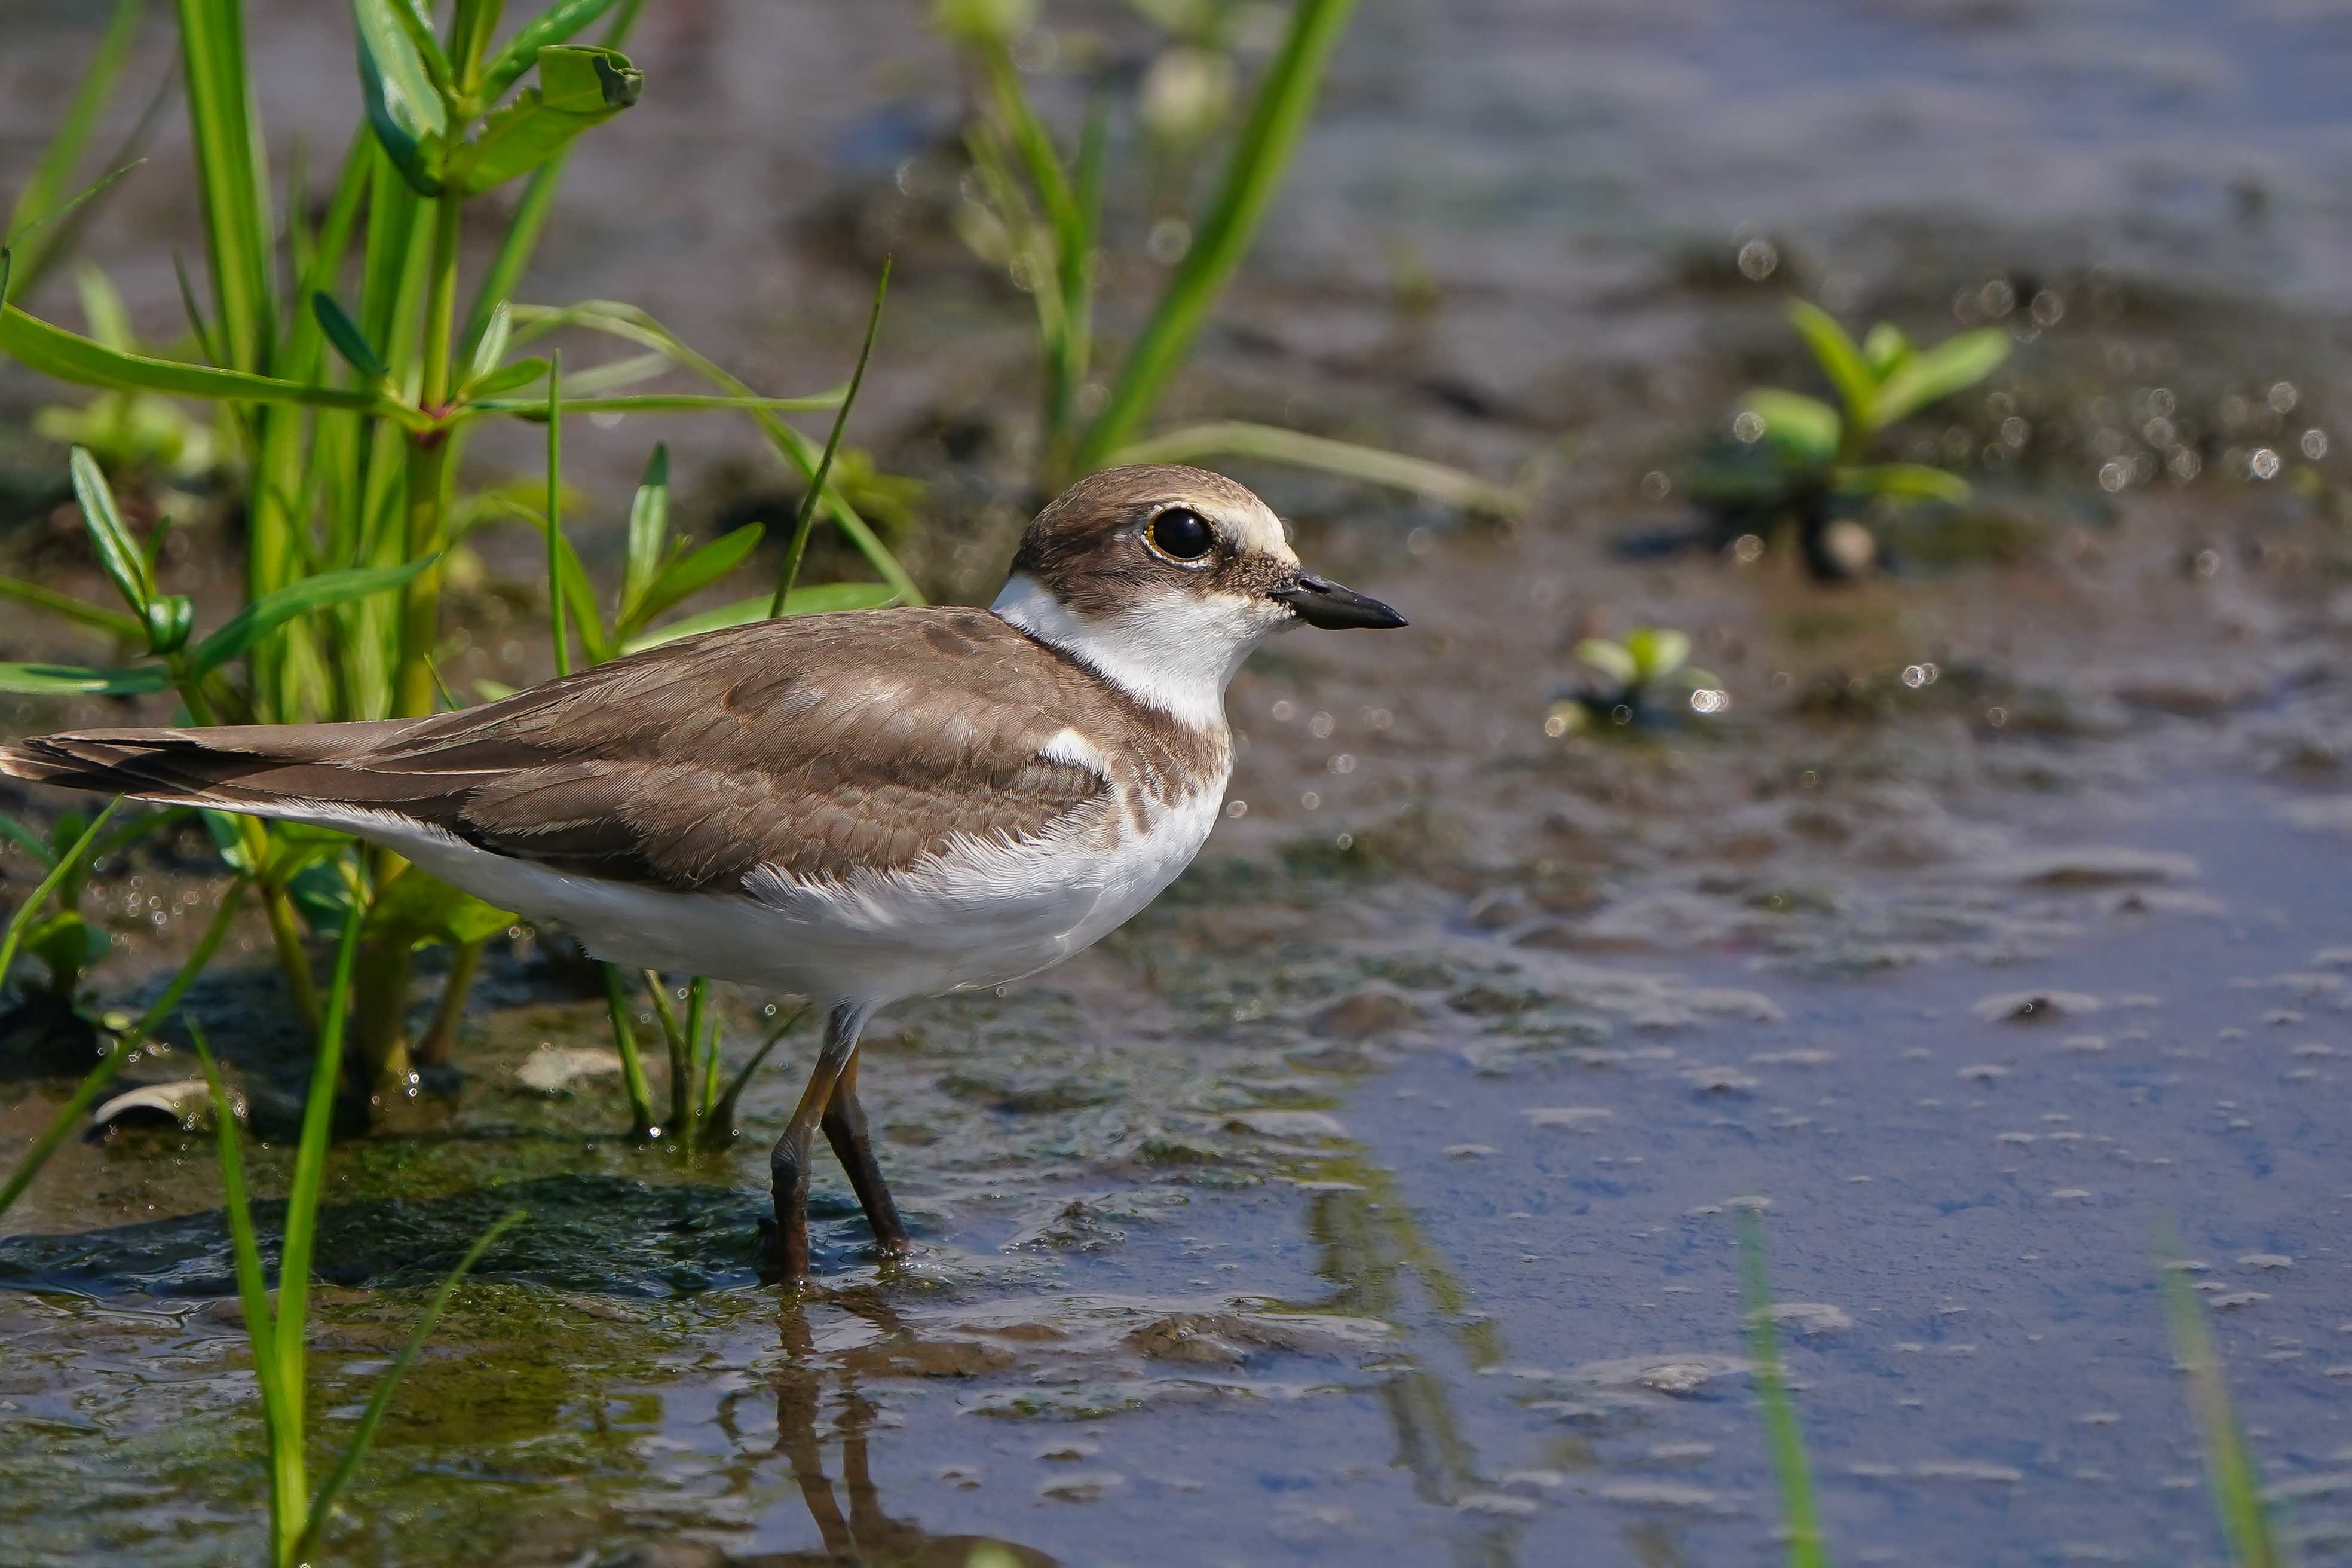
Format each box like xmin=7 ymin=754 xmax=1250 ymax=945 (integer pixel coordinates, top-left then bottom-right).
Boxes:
xmin=601 ymin=962 xmax=657 ymax=1137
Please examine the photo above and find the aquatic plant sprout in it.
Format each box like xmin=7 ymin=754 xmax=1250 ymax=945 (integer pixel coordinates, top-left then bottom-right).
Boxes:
xmin=1547 ymin=624 xmax=1725 ymax=737
xmin=1740 ymin=299 xmax=2011 ymax=501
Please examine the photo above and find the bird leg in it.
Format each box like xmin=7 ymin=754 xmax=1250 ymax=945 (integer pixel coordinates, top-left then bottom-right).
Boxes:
xmin=821 ymin=1055 xmax=912 ymax=1257
xmin=769 ymin=1002 xmax=865 ymax=1287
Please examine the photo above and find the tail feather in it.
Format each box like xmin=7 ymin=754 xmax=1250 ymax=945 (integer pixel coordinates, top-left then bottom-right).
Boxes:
xmin=0 ymin=722 xmax=424 ymax=818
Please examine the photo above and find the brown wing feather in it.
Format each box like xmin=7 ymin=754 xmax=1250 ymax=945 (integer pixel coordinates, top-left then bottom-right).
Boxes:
xmin=0 ymin=608 xmax=1140 ymax=892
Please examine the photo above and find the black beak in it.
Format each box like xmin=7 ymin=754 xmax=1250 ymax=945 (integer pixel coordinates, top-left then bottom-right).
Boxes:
xmin=1272 ymin=573 xmax=1408 ymax=630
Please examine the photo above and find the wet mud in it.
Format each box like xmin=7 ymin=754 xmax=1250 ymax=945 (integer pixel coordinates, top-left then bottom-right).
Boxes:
xmin=7 ymin=1 xmax=2352 ymax=1563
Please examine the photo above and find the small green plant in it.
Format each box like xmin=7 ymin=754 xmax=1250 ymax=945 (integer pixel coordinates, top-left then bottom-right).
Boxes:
xmin=2160 ymin=1248 xmax=2281 ymax=1568
xmin=32 ymin=267 xmax=222 ymax=482
xmin=1546 ymin=625 xmax=1725 ymax=737
xmin=933 ymin=0 xmax=1524 ymax=513
xmin=190 ymin=881 xmax=520 ymax=1566
xmin=1695 ymin=301 xmax=2011 ymax=577
xmin=0 ymin=0 xmax=920 ymax=1117
xmin=0 ymin=0 xmax=145 ymax=313
xmin=1739 ymin=1211 xmax=1829 ymax=1568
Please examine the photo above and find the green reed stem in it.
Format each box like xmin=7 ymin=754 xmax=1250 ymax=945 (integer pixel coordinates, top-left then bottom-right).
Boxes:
xmin=0 ymin=799 xmax=118 ymax=988
xmin=681 ymin=975 xmax=711 ymax=1137
xmin=2161 ymin=1248 xmax=2280 ymax=1568
xmin=642 ymin=969 xmax=690 ymax=1135
xmin=1738 ymin=1211 xmax=1827 ymax=1568
xmin=0 ymin=877 xmax=248 ymax=1220
xmin=770 ymin=258 xmax=890 ymax=617
xmin=1071 ymin=0 xmax=1358 ymax=475
xmin=546 ymin=349 xmax=569 ymax=675
xmin=601 ymin=962 xmax=656 ymax=1138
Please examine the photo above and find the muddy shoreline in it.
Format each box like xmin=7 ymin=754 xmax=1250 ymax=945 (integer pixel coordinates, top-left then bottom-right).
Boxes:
xmin=8 ymin=1 xmax=2352 ymax=1563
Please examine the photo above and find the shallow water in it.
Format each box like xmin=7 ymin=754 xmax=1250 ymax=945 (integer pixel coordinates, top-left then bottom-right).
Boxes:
xmin=7 ymin=1 xmax=2352 ymax=1564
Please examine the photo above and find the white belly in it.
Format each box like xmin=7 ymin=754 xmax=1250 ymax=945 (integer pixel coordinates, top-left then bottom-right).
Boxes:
xmin=389 ymin=782 xmax=1226 ymax=1007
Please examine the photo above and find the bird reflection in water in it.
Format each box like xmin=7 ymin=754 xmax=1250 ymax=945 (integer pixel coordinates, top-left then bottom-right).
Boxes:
xmin=713 ymin=1298 xmax=1056 ymax=1568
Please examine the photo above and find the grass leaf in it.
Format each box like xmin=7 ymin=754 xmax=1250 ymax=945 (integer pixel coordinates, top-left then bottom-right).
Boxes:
xmin=446 ymin=46 xmax=642 ymax=196
xmin=0 ymin=800 xmax=118 ymax=989
xmin=311 ymin=289 xmax=389 ymax=381
xmin=4 ymin=305 xmax=424 ymax=426
xmin=482 ymin=0 xmax=628 ymax=100
xmin=1073 ymin=0 xmax=1360 ymax=471
xmin=1873 ymin=327 xmax=2011 ymax=430
xmin=274 ymin=895 xmax=369 ymax=1396
xmin=0 ymin=572 xmax=143 ymax=641
xmin=1834 ymin=461 xmax=1971 ymax=505
xmin=508 ymin=299 xmax=921 ymax=603
xmin=771 ymin=256 xmax=889 ymax=615
xmin=1737 ymin=389 xmax=1843 ymax=466
xmin=353 ymin=0 xmax=451 ymax=196
xmin=1738 ymin=1211 xmax=1828 ymax=1568
xmin=1785 ymin=300 xmax=1879 ymax=434
xmin=0 ymin=660 xmax=172 ymax=697
xmin=69 ymin=445 xmax=152 ymax=612
xmin=188 ymin=556 xmax=437 ymax=678
xmin=176 ymin=0 xmax=277 ymax=372
xmin=619 ymin=440 xmax=669 ymax=622
xmin=626 ymin=523 xmax=762 ymax=636
xmin=298 ymin=1209 xmax=525 ymax=1555
xmin=1107 ymin=419 xmax=1526 ymax=517
xmin=2160 ymin=1249 xmax=2281 ymax=1568
xmin=620 ymin=583 xmax=896 ymax=653
xmin=2 ymin=0 xmax=143 ymax=296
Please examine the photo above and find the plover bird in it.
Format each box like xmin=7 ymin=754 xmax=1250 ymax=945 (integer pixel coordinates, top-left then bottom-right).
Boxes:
xmin=0 ymin=465 xmax=1405 ymax=1283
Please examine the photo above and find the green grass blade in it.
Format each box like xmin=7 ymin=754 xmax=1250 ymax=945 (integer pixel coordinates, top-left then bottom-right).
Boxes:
xmin=0 ymin=878 xmax=247 ymax=1220
xmin=458 ymin=161 xmax=559 ymax=363
xmin=274 ymin=887 xmax=369 ymax=1390
xmin=618 ymin=440 xmax=669 ymax=624
xmin=0 ymin=810 xmax=58 ymax=872
xmin=0 ymin=800 xmax=118 ymax=988
xmin=297 ymin=1208 xmax=524 ymax=1555
xmin=600 ymin=963 xmax=656 ymax=1136
xmin=175 ymin=0 xmax=277 ymax=372
xmin=507 ymin=300 xmax=921 ymax=603
xmin=482 ymin=0 xmax=627 ymax=100
xmin=186 ymin=1018 xmax=302 ymax=1562
xmin=0 ymin=662 xmax=173 ymax=697
xmin=1738 ymin=1211 xmax=1828 ymax=1568
xmin=464 ymin=390 xmax=840 ymax=418
xmin=710 ymin=1004 xmax=806 ymax=1133
xmin=770 ymin=256 xmax=889 ymax=617
xmin=2160 ymin=1250 xmax=2280 ymax=1568
xmin=4 ymin=0 xmax=143 ymax=298
xmin=1108 ymin=420 xmax=1526 ymax=517
xmin=4 ymin=306 xmax=423 ymax=425
xmin=546 ymin=351 xmax=569 ymax=676
xmin=624 ymin=523 xmax=761 ymax=636
xmin=69 ymin=444 xmax=154 ymax=612
xmin=0 ymin=573 xmax=143 ymax=641
xmin=618 ymin=583 xmax=895 ymax=653
xmin=454 ymin=0 xmax=642 ymax=360
xmin=1784 ymin=301 xmax=1877 ymax=436
xmin=187 ymin=556 xmax=437 ymax=679
xmin=1074 ymin=0 xmax=1359 ymax=472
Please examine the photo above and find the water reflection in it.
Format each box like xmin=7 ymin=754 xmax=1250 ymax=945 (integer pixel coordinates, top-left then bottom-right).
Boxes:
xmin=716 ymin=1301 xmax=1057 ymax=1568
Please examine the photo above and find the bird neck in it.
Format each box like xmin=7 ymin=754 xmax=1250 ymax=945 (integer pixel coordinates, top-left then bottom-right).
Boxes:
xmin=990 ymin=571 xmax=1250 ymax=733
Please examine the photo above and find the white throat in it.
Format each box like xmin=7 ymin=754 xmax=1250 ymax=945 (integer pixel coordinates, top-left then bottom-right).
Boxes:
xmin=990 ymin=571 xmax=1281 ymax=730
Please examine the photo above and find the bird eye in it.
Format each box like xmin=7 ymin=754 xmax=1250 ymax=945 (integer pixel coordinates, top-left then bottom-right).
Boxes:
xmin=1146 ymin=507 xmax=1215 ymax=562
